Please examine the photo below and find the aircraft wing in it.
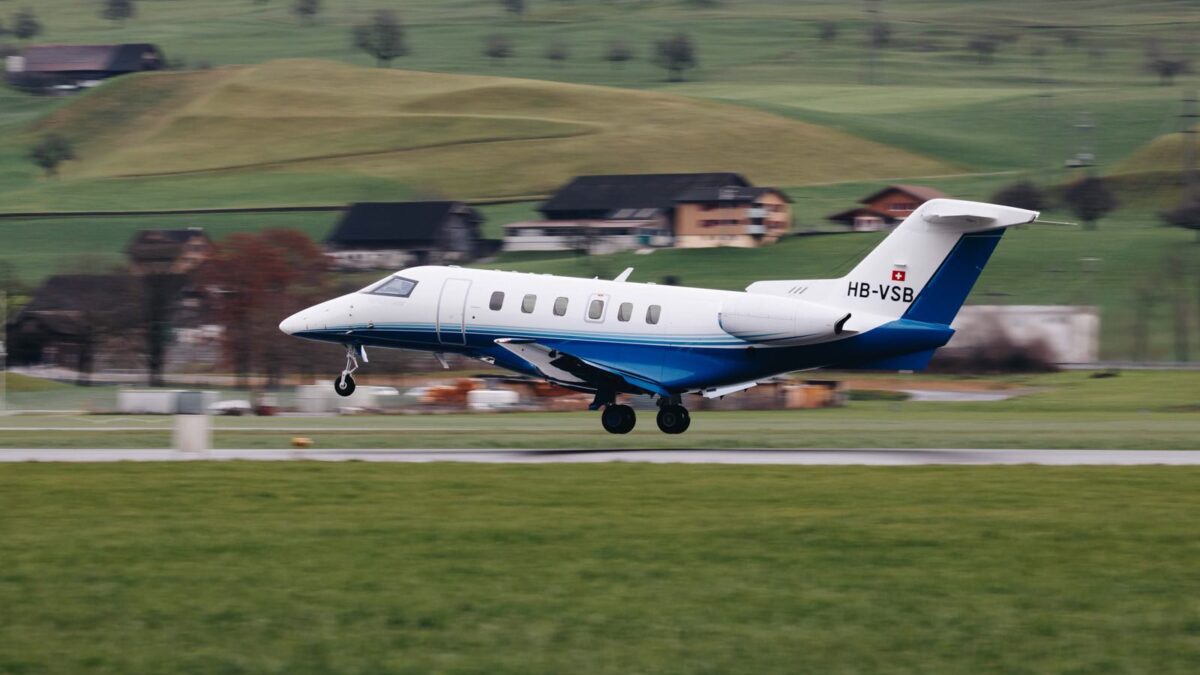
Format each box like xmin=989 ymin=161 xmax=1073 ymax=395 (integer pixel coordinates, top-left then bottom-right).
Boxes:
xmin=494 ymin=338 xmax=670 ymax=397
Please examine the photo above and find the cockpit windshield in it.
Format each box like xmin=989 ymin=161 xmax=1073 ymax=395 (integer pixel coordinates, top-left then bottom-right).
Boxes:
xmin=366 ymin=276 xmax=418 ymax=298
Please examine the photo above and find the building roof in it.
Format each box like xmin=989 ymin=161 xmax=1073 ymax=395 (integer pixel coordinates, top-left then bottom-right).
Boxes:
xmin=125 ymin=228 xmax=211 ymax=263
xmin=9 ymin=274 xmax=140 ymax=335
xmin=674 ymin=186 xmax=792 ymax=204
xmin=539 ymin=173 xmax=751 ymax=216
xmin=17 ymin=44 xmax=164 ymax=73
xmin=326 ymin=201 xmax=482 ymax=249
xmin=504 ymin=219 xmax=661 ymax=231
xmin=859 ymin=184 xmax=947 ymax=205
xmin=826 ymin=206 xmax=896 ymax=225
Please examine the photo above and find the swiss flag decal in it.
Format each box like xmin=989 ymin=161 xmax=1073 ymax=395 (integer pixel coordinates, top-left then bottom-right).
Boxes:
xmin=891 ymin=269 xmax=906 ymax=282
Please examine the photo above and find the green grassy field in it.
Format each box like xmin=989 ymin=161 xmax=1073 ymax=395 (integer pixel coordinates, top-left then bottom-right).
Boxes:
xmin=2 ymin=371 xmax=1197 ymax=449
xmin=3 ymin=462 xmax=1199 ymax=673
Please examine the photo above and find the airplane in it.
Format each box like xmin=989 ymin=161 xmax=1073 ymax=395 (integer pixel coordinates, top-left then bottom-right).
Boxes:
xmin=280 ymin=198 xmax=1038 ymax=434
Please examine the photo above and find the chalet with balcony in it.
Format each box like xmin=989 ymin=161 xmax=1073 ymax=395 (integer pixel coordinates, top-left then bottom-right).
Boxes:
xmin=125 ymin=228 xmax=212 ymax=276
xmin=504 ymin=173 xmax=791 ymax=253
xmin=828 ymin=184 xmax=947 ymax=231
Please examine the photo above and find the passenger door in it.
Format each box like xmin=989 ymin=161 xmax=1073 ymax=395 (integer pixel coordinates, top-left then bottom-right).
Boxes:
xmin=437 ymin=278 xmax=471 ymax=345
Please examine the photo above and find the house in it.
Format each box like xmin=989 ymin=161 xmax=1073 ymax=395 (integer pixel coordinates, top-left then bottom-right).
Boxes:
xmin=125 ymin=228 xmax=213 ymax=276
xmin=828 ymin=184 xmax=947 ymax=231
xmin=505 ymin=173 xmax=791 ymax=253
xmin=5 ymin=43 xmax=165 ymax=92
xmin=324 ymin=201 xmax=489 ymax=271
xmin=672 ymin=185 xmax=791 ymax=248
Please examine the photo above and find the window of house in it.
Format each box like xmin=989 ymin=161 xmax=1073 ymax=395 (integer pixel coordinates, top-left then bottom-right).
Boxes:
xmin=553 ymin=297 xmax=569 ymax=316
xmin=588 ymin=298 xmax=605 ymax=320
xmin=618 ymin=302 xmax=633 ymax=322
xmin=521 ymin=294 xmax=537 ymax=313
xmin=489 ymin=291 xmax=505 ymax=311
xmin=369 ymin=276 xmax=418 ymax=298
xmin=646 ymin=304 xmax=661 ymax=324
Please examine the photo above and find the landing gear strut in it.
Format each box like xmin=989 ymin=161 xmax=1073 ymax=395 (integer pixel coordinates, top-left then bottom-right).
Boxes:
xmin=656 ymin=398 xmax=690 ymax=434
xmin=334 ymin=345 xmax=361 ymax=397
xmin=601 ymin=404 xmax=636 ymax=434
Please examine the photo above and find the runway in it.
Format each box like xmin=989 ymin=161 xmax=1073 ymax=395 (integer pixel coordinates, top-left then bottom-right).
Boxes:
xmin=3 ymin=448 xmax=1200 ymax=465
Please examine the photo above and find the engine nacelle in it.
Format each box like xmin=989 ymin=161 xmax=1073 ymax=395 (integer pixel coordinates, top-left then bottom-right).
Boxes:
xmin=718 ymin=295 xmax=851 ymax=346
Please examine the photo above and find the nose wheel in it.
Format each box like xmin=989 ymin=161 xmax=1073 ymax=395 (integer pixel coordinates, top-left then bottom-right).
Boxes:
xmin=601 ymin=404 xmax=636 ymax=434
xmin=656 ymin=404 xmax=690 ymax=434
xmin=333 ymin=345 xmax=362 ymax=397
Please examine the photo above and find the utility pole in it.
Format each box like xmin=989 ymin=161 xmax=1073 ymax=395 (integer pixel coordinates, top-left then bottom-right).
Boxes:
xmin=1 ymin=291 xmax=6 ymax=416
xmin=1182 ymin=91 xmax=1198 ymax=196
xmin=863 ymin=0 xmax=880 ymax=85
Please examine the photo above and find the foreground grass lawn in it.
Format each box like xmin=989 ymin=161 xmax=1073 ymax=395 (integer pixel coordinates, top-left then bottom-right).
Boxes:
xmin=2 ymin=464 xmax=1199 ymax=674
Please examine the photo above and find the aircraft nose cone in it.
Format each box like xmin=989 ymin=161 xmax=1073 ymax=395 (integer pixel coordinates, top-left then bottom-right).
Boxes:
xmin=279 ymin=310 xmax=307 ymax=335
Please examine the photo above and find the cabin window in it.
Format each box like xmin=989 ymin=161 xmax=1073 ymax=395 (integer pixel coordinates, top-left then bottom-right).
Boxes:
xmin=489 ymin=291 xmax=505 ymax=311
xmin=588 ymin=299 xmax=605 ymax=320
xmin=521 ymin=294 xmax=537 ymax=313
xmin=617 ymin=302 xmax=633 ymax=322
xmin=553 ymin=297 xmax=569 ymax=316
xmin=369 ymin=276 xmax=418 ymax=298
xmin=646 ymin=304 xmax=661 ymax=324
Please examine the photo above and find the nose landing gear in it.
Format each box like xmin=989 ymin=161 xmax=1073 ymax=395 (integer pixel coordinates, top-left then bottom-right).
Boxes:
xmin=334 ymin=345 xmax=362 ymax=397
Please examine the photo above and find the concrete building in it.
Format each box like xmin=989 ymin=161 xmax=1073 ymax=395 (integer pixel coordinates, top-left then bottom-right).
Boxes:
xmin=945 ymin=305 xmax=1100 ymax=364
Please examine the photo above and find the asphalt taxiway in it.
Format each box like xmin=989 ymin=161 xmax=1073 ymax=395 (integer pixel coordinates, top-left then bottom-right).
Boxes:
xmin=2 ymin=448 xmax=1200 ymax=464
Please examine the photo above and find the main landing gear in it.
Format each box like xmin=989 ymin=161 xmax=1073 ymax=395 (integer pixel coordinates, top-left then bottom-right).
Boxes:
xmin=594 ymin=391 xmax=691 ymax=435
xmin=334 ymin=345 xmax=361 ymax=397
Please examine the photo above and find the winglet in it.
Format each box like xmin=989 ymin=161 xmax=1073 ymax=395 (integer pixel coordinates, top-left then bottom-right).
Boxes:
xmin=614 ymin=267 xmax=634 ymax=282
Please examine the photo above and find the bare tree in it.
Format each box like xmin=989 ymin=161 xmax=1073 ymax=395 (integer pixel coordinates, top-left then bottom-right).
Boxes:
xmin=603 ymin=40 xmax=634 ymax=69
xmin=817 ymin=21 xmax=838 ymax=43
xmin=12 ymin=7 xmax=42 ymax=40
xmin=1145 ymin=39 xmax=1191 ymax=86
xmin=482 ymin=34 xmax=514 ymax=64
xmin=966 ymin=35 xmax=1000 ymax=64
xmin=100 ymin=0 xmax=136 ymax=27
xmin=292 ymin=0 xmax=322 ymax=25
xmin=499 ymin=0 xmax=525 ymax=16
xmin=28 ymin=135 xmax=76 ymax=178
xmin=352 ymin=10 xmax=408 ymax=67
xmin=1062 ymin=174 xmax=1117 ymax=230
xmin=992 ymin=181 xmax=1046 ymax=211
xmin=653 ymin=32 xmax=697 ymax=82
xmin=544 ymin=39 xmax=568 ymax=65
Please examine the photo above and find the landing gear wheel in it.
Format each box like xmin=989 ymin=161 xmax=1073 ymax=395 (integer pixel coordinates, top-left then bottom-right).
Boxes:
xmin=601 ymin=404 xmax=636 ymax=434
xmin=656 ymin=404 xmax=690 ymax=434
xmin=334 ymin=373 xmax=356 ymax=397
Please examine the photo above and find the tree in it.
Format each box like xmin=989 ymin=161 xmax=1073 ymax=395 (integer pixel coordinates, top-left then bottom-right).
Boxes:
xmin=1144 ymin=39 xmax=1191 ymax=86
xmin=603 ymin=40 xmax=633 ymax=68
xmin=292 ymin=0 xmax=322 ymax=25
xmin=653 ymin=32 xmax=697 ymax=82
xmin=966 ymin=35 xmax=1000 ymax=64
xmin=12 ymin=7 xmax=42 ymax=41
xmin=200 ymin=230 xmax=331 ymax=388
xmin=100 ymin=0 xmax=136 ymax=27
xmin=543 ymin=39 xmax=568 ymax=65
xmin=1160 ymin=192 xmax=1200 ymax=242
xmin=992 ymin=181 xmax=1046 ymax=211
xmin=28 ymin=134 xmax=76 ymax=178
xmin=1062 ymin=175 xmax=1117 ymax=230
xmin=136 ymin=273 xmax=186 ymax=387
xmin=351 ymin=10 xmax=408 ymax=67
xmin=482 ymin=34 xmax=514 ymax=63
xmin=817 ymin=21 xmax=838 ymax=43
xmin=867 ymin=21 xmax=891 ymax=49
xmin=499 ymin=0 xmax=525 ymax=16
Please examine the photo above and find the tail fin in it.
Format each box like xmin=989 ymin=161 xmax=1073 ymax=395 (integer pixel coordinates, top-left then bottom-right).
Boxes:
xmin=748 ymin=199 xmax=1037 ymax=326
xmin=840 ymin=199 xmax=1036 ymax=324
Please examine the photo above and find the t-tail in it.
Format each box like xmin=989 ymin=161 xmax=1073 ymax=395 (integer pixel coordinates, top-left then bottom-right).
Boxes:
xmin=746 ymin=198 xmax=1038 ymax=368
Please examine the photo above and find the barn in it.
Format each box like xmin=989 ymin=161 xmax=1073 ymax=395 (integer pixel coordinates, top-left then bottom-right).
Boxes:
xmin=5 ymin=43 xmax=165 ymax=92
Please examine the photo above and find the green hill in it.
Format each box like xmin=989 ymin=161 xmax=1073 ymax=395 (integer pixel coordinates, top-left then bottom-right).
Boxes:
xmin=11 ymin=60 xmax=952 ymax=206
